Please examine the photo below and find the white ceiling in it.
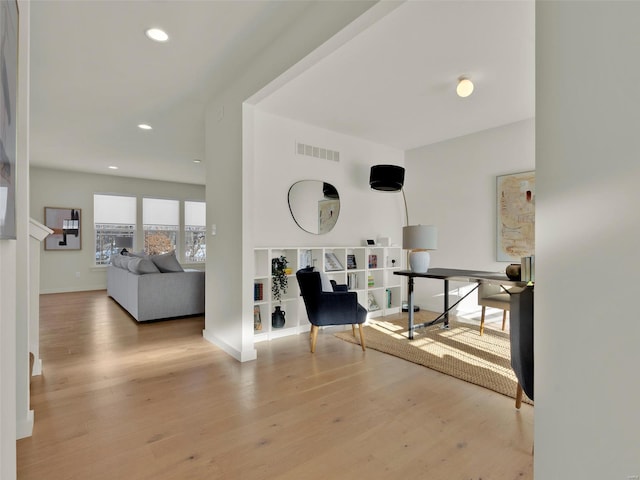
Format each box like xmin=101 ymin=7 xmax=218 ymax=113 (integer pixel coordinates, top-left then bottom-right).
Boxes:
xmin=29 ymin=0 xmax=534 ymax=186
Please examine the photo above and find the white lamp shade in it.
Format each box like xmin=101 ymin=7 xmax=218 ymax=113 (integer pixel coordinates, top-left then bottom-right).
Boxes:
xmin=402 ymin=225 xmax=438 ymax=250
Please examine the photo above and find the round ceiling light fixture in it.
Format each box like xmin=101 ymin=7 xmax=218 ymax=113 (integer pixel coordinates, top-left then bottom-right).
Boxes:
xmin=145 ymin=28 xmax=169 ymax=43
xmin=456 ymin=76 xmax=474 ymax=98
xmin=138 ymin=124 xmax=152 ymax=130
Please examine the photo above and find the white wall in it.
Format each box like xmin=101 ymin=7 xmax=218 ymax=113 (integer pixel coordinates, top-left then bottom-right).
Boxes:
xmin=203 ymin=1 xmax=378 ymax=362
xmin=252 ymin=110 xmax=404 ymax=247
xmin=536 ymin=2 xmax=640 ymax=478
xmin=404 ymin=119 xmax=534 ymax=313
xmin=30 ymin=167 xmax=204 ymax=293
xmin=1 ymin=1 xmax=29 ymax=476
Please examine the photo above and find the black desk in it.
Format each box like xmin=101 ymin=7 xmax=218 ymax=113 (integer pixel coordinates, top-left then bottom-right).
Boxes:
xmin=394 ymin=268 xmax=529 ymax=339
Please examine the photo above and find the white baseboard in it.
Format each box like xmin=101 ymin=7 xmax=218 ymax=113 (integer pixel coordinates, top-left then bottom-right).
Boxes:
xmin=16 ymin=410 xmax=33 ymax=440
xmin=40 ymin=286 xmax=106 ymax=294
xmin=202 ymin=329 xmax=257 ymax=362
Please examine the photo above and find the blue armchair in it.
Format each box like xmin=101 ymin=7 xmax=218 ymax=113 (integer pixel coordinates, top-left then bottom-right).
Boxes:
xmin=296 ymin=269 xmax=367 ymax=353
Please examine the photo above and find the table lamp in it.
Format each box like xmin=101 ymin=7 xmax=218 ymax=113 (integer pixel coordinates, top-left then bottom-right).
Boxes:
xmin=402 ymin=225 xmax=437 ymax=273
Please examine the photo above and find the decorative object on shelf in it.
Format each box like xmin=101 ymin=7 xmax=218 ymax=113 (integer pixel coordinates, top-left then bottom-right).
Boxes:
xmin=324 ymin=252 xmax=343 ymax=271
xmin=44 ymin=207 xmax=82 ymax=250
xmin=272 ymin=305 xmax=286 ymax=328
xmin=496 ymin=170 xmax=535 ymax=261
xmin=402 ymin=225 xmax=438 ymax=273
xmin=347 ymin=254 xmax=357 ymax=269
xmin=271 ymin=255 xmax=288 ymax=302
xmin=299 ymin=249 xmax=313 ymax=269
xmin=368 ymin=254 xmax=377 ymax=268
xmin=367 ymin=292 xmax=380 ymax=311
xmin=505 ymin=263 xmax=521 ymax=281
xmin=253 ymin=306 xmax=262 ymax=331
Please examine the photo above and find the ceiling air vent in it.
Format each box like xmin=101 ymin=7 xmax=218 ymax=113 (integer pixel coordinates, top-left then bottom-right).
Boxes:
xmin=296 ymin=142 xmax=340 ymax=162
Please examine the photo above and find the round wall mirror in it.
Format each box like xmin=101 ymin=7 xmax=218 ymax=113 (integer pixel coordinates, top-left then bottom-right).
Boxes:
xmin=288 ymin=180 xmax=340 ymax=235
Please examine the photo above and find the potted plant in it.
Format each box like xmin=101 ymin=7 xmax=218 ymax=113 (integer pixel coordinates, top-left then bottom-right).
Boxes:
xmin=271 ymin=256 xmax=288 ymax=328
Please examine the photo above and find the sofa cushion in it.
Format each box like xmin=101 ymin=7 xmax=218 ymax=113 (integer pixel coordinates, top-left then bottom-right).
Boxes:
xmin=151 ymin=251 xmax=184 ymax=273
xmin=111 ymin=254 xmax=131 ymax=269
xmin=128 ymin=256 xmax=160 ymax=275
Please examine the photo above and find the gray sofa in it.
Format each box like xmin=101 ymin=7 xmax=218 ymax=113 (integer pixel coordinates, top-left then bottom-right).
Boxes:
xmin=107 ymin=252 xmax=205 ymax=322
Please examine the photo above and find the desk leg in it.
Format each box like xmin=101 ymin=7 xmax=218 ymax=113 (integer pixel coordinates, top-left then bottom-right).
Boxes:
xmin=443 ymin=279 xmax=450 ymax=328
xmin=407 ymin=276 xmax=415 ymax=340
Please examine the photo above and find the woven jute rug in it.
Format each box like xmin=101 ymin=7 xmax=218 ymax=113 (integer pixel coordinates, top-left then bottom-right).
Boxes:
xmin=335 ymin=313 xmax=533 ymax=405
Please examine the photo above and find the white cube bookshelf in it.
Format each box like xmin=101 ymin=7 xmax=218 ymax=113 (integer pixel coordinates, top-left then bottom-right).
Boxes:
xmin=253 ymin=245 xmax=403 ymax=341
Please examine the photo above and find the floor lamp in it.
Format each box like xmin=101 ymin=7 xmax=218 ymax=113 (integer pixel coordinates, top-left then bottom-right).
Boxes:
xmin=369 ymin=164 xmax=423 ymax=312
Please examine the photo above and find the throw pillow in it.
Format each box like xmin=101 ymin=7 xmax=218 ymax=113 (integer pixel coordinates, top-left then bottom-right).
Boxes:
xmin=319 ymin=272 xmax=334 ymax=292
xmin=128 ymin=257 xmax=160 ymax=275
xmin=111 ymin=254 xmax=129 ymax=269
xmin=150 ymin=251 xmax=184 ymax=273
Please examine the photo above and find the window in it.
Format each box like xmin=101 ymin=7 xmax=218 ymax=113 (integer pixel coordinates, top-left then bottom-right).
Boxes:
xmin=94 ymin=194 xmax=136 ymax=265
xmin=143 ymin=198 xmax=179 ymax=255
xmin=184 ymin=201 xmax=206 ymax=262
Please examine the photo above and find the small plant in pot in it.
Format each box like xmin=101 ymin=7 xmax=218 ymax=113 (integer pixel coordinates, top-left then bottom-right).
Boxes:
xmin=271 ymin=256 xmax=288 ymax=328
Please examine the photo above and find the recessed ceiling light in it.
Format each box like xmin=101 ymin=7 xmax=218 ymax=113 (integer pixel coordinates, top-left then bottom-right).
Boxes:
xmin=138 ymin=124 xmax=152 ymax=130
xmin=456 ymin=76 xmax=474 ymax=98
xmin=193 ymin=159 xmax=201 ymax=164
xmin=145 ymin=28 xmax=169 ymax=43
xmin=108 ymin=166 xmax=119 ymax=170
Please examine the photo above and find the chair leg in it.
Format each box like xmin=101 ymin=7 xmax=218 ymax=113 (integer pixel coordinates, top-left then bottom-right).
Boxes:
xmin=310 ymin=325 xmax=319 ymax=353
xmin=480 ymin=306 xmax=486 ymax=335
xmin=357 ymin=324 xmax=366 ymax=351
xmin=502 ymin=310 xmax=508 ymax=331
xmin=351 ymin=324 xmax=355 ymax=336
xmin=515 ymin=382 xmax=523 ymax=409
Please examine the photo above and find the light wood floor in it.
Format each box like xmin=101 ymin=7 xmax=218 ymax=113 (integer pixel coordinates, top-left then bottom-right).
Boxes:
xmin=17 ymin=290 xmax=533 ymax=479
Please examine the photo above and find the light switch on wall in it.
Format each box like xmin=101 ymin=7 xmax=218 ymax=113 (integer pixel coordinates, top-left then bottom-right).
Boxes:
xmin=211 ymin=224 xmax=217 ymax=236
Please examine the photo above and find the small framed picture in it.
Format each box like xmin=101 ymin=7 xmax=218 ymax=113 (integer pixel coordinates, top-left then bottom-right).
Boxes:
xmin=44 ymin=207 xmax=81 ymax=250
xmin=347 ymin=254 xmax=357 ymax=269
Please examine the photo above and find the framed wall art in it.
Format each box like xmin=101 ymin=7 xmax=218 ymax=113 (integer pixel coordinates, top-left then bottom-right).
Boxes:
xmin=496 ymin=171 xmax=535 ymax=262
xmin=0 ymin=0 xmax=18 ymax=239
xmin=44 ymin=207 xmax=81 ymax=250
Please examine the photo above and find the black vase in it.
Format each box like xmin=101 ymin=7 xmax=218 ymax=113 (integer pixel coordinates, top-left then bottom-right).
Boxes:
xmin=272 ymin=306 xmax=286 ymax=329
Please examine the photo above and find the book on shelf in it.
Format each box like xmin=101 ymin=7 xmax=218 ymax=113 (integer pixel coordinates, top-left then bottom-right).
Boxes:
xmin=254 ymin=282 xmax=263 ymax=301
xmin=520 ymin=255 xmax=535 ymax=282
xmin=347 ymin=254 xmax=357 ymax=269
xmin=368 ymin=254 xmax=378 ymax=268
xmin=367 ymin=274 xmax=374 ymax=287
xmin=347 ymin=272 xmax=358 ymax=290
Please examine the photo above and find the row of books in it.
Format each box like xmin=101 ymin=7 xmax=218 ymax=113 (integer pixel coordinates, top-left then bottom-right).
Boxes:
xmin=521 ymin=255 xmax=535 ymax=282
xmin=254 ymin=282 xmax=264 ymax=301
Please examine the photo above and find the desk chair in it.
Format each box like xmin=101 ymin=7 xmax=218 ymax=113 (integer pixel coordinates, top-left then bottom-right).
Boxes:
xmin=510 ymin=287 xmax=534 ymax=409
xmin=296 ymin=269 xmax=367 ymax=353
xmin=477 ymin=283 xmax=510 ymax=335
